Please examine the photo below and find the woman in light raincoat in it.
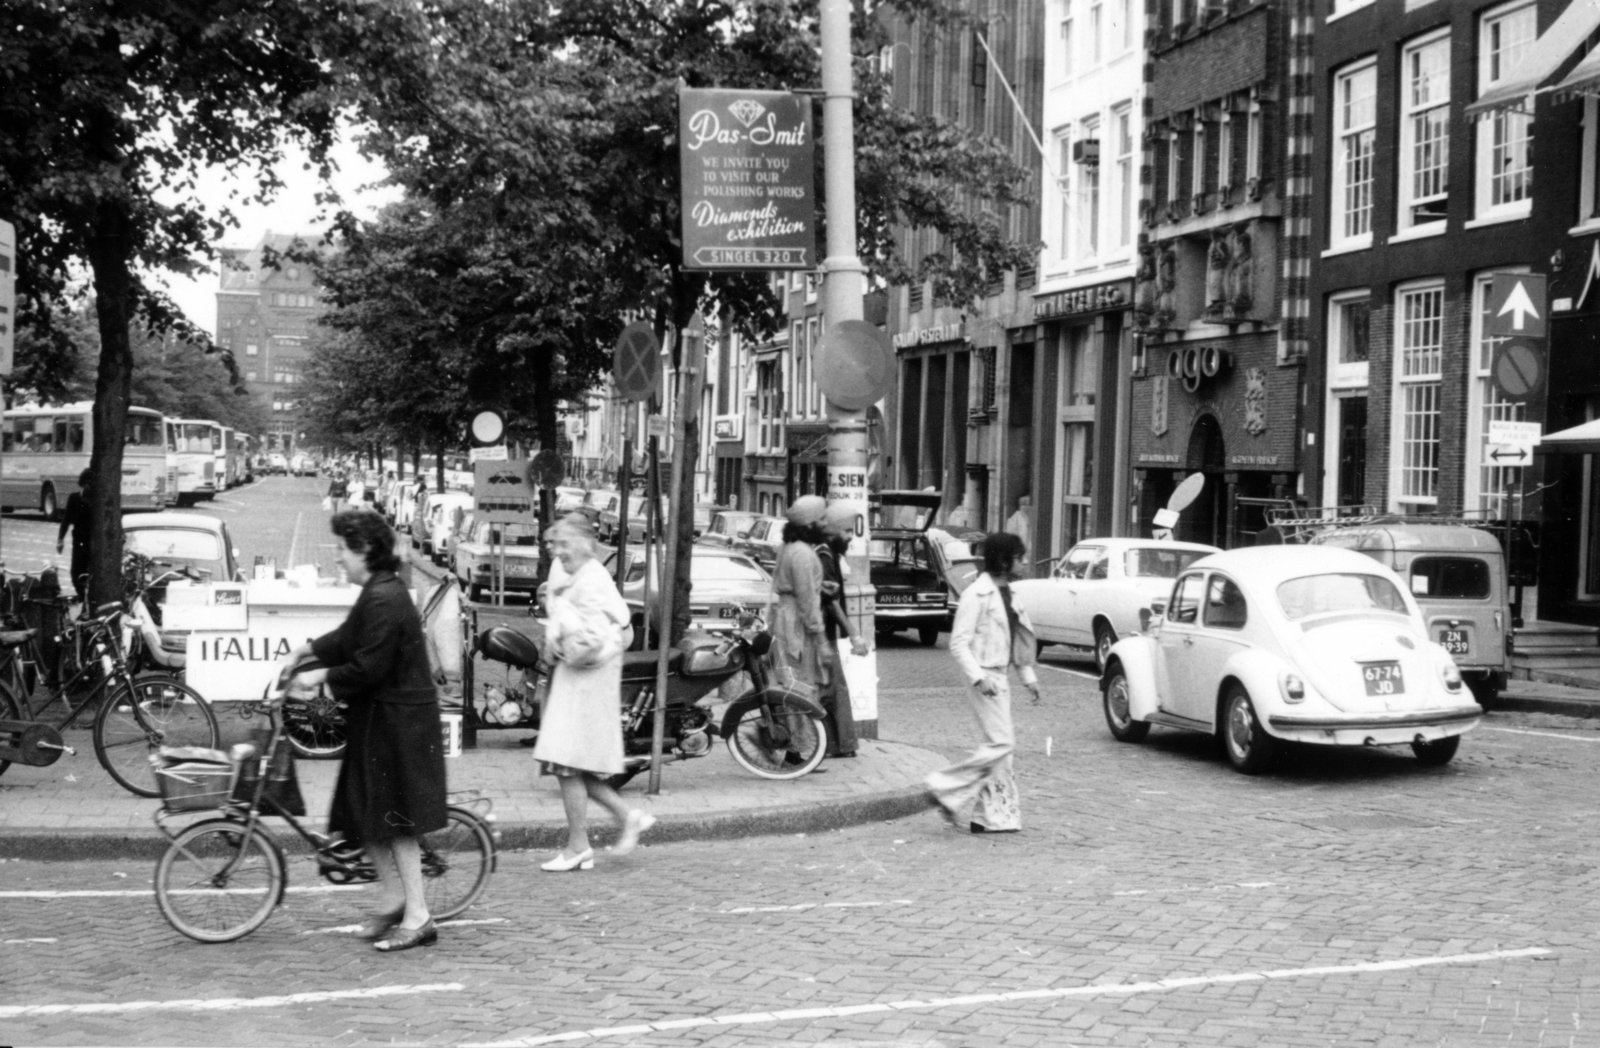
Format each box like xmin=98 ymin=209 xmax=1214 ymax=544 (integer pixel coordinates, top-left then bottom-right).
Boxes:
xmin=769 ymin=495 xmax=828 ymax=695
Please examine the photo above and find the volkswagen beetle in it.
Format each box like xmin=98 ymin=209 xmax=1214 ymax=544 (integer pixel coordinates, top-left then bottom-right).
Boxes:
xmin=1099 ymin=545 xmax=1482 ymax=774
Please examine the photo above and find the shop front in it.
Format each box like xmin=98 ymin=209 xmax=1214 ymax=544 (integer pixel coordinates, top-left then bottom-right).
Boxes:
xmin=894 ymin=323 xmax=974 ymax=525
xmin=712 ymin=417 xmax=743 ymax=510
xmin=1129 ymin=330 xmax=1298 ymax=548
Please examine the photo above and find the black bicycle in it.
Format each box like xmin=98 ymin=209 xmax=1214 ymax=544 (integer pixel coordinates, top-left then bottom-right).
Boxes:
xmin=0 ymin=598 xmax=217 ymax=796
xmin=152 ymin=669 xmax=496 ymax=943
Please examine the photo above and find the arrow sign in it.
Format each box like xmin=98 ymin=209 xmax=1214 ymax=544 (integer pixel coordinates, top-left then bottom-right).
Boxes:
xmin=1488 ymin=273 xmax=1547 ymax=339
xmin=1487 ymin=444 xmax=1533 ymax=466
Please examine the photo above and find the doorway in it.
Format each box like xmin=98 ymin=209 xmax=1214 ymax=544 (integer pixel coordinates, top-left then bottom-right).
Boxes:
xmin=1336 ymin=396 xmax=1368 ymax=507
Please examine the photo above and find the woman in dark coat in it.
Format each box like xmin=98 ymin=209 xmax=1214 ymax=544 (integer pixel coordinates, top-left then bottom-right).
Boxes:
xmin=291 ymin=511 xmax=446 ymax=952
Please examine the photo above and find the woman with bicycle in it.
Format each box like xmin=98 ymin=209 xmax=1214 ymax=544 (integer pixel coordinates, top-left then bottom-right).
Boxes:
xmin=290 ymin=511 xmax=446 ymax=952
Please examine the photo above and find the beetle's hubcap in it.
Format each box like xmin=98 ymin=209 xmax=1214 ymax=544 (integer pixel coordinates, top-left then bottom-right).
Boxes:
xmin=1108 ymin=679 xmax=1131 ymax=727
xmin=1228 ymin=697 xmax=1253 ymax=757
xmin=1097 ymin=631 xmax=1113 ymax=667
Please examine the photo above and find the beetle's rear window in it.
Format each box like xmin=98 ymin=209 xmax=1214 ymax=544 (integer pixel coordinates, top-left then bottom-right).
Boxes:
xmin=1276 ymin=573 xmax=1408 ymax=621
xmin=1409 ymin=557 xmax=1491 ymax=599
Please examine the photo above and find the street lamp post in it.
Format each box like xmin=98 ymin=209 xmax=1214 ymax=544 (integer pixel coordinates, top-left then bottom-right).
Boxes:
xmin=820 ymin=0 xmax=878 ymax=738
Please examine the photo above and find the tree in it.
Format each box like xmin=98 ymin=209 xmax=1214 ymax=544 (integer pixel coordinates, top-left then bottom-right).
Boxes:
xmin=328 ymin=0 xmax=1034 ymax=640
xmin=0 ymin=0 xmax=426 ymax=601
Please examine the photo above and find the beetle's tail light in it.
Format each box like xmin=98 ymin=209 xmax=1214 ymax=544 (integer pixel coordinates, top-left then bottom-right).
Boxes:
xmin=1280 ymin=673 xmax=1306 ymax=703
xmin=1441 ymin=662 xmax=1463 ymax=691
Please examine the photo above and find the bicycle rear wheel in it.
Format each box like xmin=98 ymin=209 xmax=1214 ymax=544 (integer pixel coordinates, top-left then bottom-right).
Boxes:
xmin=155 ymin=819 xmax=284 ymax=943
xmin=94 ymin=677 xmax=219 ymax=797
xmin=421 ymin=807 xmax=495 ymax=920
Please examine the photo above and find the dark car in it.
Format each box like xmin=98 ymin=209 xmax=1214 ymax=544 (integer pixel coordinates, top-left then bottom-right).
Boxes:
xmin=700 ymin=510 xmax=761 ymax=549
xmin=870 ymin=490 xmax=950 ymax=646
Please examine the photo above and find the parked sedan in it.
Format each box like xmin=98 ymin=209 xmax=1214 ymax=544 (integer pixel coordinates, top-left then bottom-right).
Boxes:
xmin=733 ymin=515 xmax=785 ymax=572
xmin=453 ymin=517 xmax=542 ymax=602
xmin=1100 ymin=545 xmax=1482 ymax=775
xmin=616 ymin=546 xmax=771 ymax=643
xmin=700 ymin=510 xmax=761 ymax=549
xmin=1013 ymin=537 xmax=1219 ymax=671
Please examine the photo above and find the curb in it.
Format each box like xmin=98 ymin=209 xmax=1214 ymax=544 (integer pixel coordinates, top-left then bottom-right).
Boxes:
xmin=0 ymin=786 xmax=936 ymax=862
xmin=1496 ymin=693 xmax=1600 ymax=719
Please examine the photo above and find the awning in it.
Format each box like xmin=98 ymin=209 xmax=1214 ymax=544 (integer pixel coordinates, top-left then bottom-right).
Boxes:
xmin=1537 ymin=418 xmax=1600 ymax=454
xmin=1464 ymin=0 xmax=1600 ymax=118
xmin=1551 ymin=41 xmax=1600 ymax=102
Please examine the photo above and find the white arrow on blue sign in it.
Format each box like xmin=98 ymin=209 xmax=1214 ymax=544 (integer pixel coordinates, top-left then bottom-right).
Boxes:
xmin=1488 ymin=273 xmax=1547 ymax=339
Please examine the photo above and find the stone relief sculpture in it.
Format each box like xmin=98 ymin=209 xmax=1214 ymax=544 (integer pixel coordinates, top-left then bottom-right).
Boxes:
xmin=1243 ymin=367 xmax=1267 ymax=435
xmin=1205 ymin=231 xmax=1230 ymax=317
xmin=1228 ymin=224 xmax=1254 ymax=316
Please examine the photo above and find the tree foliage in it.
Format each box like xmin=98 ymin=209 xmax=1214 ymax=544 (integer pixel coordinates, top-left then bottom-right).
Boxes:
xmin=0 ymin=0 xmax=426 ymax=600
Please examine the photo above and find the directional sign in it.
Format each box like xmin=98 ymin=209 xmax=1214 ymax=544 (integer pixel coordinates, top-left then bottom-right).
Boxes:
xmin=1488 ymin=420 xmax=1542 ymax=447
xmin=1486 ymin=445 xmax=1533 ymax=467
xmin=1488 ymin=273 xmax=1547 ymax=338
xmin=1491 ymin=338 xmax=1545 ymax=400
xmin=613 ymin=321 xmax=661 ymax=403
xmin=474 ymin=459 xmax=537 ymax=523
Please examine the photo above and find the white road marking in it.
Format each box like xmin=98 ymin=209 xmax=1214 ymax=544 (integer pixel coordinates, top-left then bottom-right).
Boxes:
xmin=2 ymin=938 xmax=57 ymax=944
xmin=1483 ymin=726 xmax=1600 ymax=744
xmin=458 ymin=948 xmax=1551 ymax=1047
xmin=720 ymin=899 xmax=914 ymax=914
xmin=1037 ymin=662 xmax=1099 ymax=680
xmin=0 ymin=982 xmax=465 ymax=1018
xmin=1112 ymin=881 xmax=1277 ymax=897
xmin=286 ymin=509 xmax=304 ymax=567
xmin=301 ymin=917 xmax=508 ymax=935
xmin=0 ymin=884 xmax=364 ymax=899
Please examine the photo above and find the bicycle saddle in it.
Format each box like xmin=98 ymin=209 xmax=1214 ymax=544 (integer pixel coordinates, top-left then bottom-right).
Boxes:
xmin=0 ymin=629 xmax=36 ymax=648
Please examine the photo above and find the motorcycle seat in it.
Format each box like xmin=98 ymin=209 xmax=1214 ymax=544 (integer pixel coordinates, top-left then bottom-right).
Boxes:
xmin=621 ymin=649 xmax=682 ymax=678
xmin=0 ymin=629 xmax=36 ymax=648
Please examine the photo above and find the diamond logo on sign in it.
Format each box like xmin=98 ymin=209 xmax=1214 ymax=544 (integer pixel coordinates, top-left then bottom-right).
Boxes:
xmin=728 ymin=99 xmax=766 ymax=127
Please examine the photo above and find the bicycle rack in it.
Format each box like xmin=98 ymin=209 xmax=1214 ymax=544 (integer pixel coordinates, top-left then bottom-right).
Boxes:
xmin=0 ymin=719 xmax=74 ymax=767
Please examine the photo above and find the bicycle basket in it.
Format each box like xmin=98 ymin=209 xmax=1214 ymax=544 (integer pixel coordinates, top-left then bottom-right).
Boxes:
xmin=229 ymin=727 xmax=306 ymax=816
xmin=153 ymin=746 xmax=237 ymax=812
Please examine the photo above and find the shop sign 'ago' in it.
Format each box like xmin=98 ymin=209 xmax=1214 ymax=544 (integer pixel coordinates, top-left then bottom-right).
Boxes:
xmin=678 ymin=88 xmax=815 ymax=270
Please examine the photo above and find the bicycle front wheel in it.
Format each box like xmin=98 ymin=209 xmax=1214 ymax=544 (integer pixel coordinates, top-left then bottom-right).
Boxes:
xmin=94 ymin=677 xmax=219 ymax=797
xmin=725 ymin=700 xmax=828 ymax=780
xmin=155 ymin=819 xmax=284 ymax=943
xmin=0 ymin=682 xmax=20 ymax=779
xmin=421 ymin=807 xmax=495 ymax=920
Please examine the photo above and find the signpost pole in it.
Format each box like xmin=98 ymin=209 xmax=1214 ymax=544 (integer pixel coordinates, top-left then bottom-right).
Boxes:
xmin=818 ymin=0 xmax=877 ymax=738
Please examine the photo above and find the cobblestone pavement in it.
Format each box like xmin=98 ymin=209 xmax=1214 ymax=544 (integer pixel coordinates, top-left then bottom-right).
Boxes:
xmin=4 ymin=638 xmax=1597 ymax=1046
xmin=3 ymin=483 xmax=1597 ymax=1045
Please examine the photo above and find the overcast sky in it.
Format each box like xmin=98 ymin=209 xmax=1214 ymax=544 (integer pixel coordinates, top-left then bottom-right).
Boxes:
xmin=153 ymin=138 xmax=400 ymax=333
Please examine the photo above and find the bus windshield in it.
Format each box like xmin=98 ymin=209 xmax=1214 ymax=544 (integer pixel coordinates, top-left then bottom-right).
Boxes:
xmin=172 ymin=424 xmax=213 ymax=453
xmin=125 ymin=413 xmax=163 ymax=447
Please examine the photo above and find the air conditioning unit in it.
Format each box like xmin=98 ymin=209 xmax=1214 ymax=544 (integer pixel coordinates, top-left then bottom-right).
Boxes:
xmin=1073 ymin=139 xmax=1100 ymax=166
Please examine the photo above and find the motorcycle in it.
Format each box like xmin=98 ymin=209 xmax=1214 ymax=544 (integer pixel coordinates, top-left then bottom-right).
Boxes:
xmin=474 ymin=611 xmax=830 ymax=787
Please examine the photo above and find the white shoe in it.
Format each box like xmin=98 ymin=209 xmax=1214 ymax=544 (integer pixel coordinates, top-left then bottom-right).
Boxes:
xmin=540 ymin=847 xmax=594 ymax=872
xmin=613 ymin=810 xmax=657 ymax=856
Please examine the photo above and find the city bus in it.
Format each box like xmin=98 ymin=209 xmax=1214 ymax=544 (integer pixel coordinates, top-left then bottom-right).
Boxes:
xmin=166 ymin=418 xmax=220 ymax=506
xmin=217 ymin=426 xmax=236 ymax=489
xmin=0 ymin=403 xmax=167 ymax=517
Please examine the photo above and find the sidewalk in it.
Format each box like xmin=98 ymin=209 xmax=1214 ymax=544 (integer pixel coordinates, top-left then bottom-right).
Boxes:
xmin=0 ymin=715 xmax=943 ymax=861
xmin=1499 ymin=676 xmax=1600 ymax=718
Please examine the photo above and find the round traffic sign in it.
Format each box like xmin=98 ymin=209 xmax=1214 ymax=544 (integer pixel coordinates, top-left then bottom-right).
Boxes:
xmin=470 ymin=410 xmax=505 ymax=446
xmin=1492 ymin=338 xmax=1544 ymax=400
xmin=613 ymin=321 xmax=662 ymax=403
xmin=815 ymin=320 xmax=894 ymax=411
xmin=529 ymin=449 xmax=565 ymax=488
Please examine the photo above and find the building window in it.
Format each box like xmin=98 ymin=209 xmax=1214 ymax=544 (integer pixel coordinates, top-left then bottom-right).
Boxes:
xmin=1392 ymin=282 xmax=1444 ymax=510
xmin=1054 ymin=128 xmax=1074 ymax=262
xmin=1465 ymin=271 xmax=1528 ymax=518
xmin=1245 ymin=100 xmax=1263 ymax=182
xmin=1477 ymin=1 xmax=1535 ymax=219
xmin=1055 ymin=324 xmax=1097 ymax=552
xmin=1191 ymin=117 xmax=1206 ymax=202
xmin=1089 ymin=0 xmax=1103 ymax=66
xmin=245 ymin=344 xmax=258 ymax=356
xmin=1116 ymin=0 xmax=1133 ymax=52
xmin=1580 ymin=98 xmax=1600 ymax=225
xmin=1080 ymin=116 xmax=1101 ymax=259
xmin=1332 ymin=59 xmax=1377 ymax=248
xmin=1217 ymin=111 xmax=1234 ymax=193
xmin=1399 ymin=31 xmax=1450 ymax=230
xmin=757 ymin=360 xmax=782 ymax=452
xmin=1166 ymin=129 xmax=1183 ymax=210
xmin=1060 ymin=12 xmax=1074 ymax=77
xmin=807 ymin=316 xmax=822 ymax=416
xmin=1113 ymin=105 xmax=1134 ymax=250
xmin=1324 ymin=291 xmax=1371 ymax=508
xmin=1331 ymin=0 xmax=1376 ymax=16
xmin=245 ymin=371 xmax=257 ymax=382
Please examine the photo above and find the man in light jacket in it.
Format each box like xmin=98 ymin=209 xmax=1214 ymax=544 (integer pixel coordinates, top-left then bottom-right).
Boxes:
xmin=926 ymin=531 xmax=1040 ymax=832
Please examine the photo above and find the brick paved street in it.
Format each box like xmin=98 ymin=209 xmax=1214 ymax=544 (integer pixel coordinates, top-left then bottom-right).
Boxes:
xmin=2 ymin=480 xmax=1598 ymax=1045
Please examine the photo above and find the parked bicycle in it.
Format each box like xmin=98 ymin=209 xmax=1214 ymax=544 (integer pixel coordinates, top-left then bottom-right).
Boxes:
xmin=0 ymin=598 xmax=217 ymax=796
xmin=151 ymin=664 xmax=497 ymax=943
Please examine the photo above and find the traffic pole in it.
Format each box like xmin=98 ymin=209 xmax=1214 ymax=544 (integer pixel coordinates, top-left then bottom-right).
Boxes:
xmin=819 ymin=0 xmax=877 ymax=739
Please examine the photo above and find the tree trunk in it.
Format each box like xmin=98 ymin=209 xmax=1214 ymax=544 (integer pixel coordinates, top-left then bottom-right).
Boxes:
xmin=435 ymin=448 xmax=445 ymax=492
xmin=85 ymin=222 xmax=134 ymax=608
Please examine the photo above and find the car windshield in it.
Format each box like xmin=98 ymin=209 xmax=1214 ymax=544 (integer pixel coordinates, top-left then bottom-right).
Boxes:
xmin=626 ymin=553 xmax=768 ymax=585
xmin=1125 ymin=547 xmax=1211 ymax=579
xmin=870 ymin=538 xmax=931 ymax=570
xmin=126 ymin=528 xmax=224 ymax=573
xmin=1276 ymin=573 xmax=1409 ymax=621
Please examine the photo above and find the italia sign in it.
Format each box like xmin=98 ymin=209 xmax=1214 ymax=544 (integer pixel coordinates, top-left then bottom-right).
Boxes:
xmin=679 ymin=88 xmax=816 ymax=271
